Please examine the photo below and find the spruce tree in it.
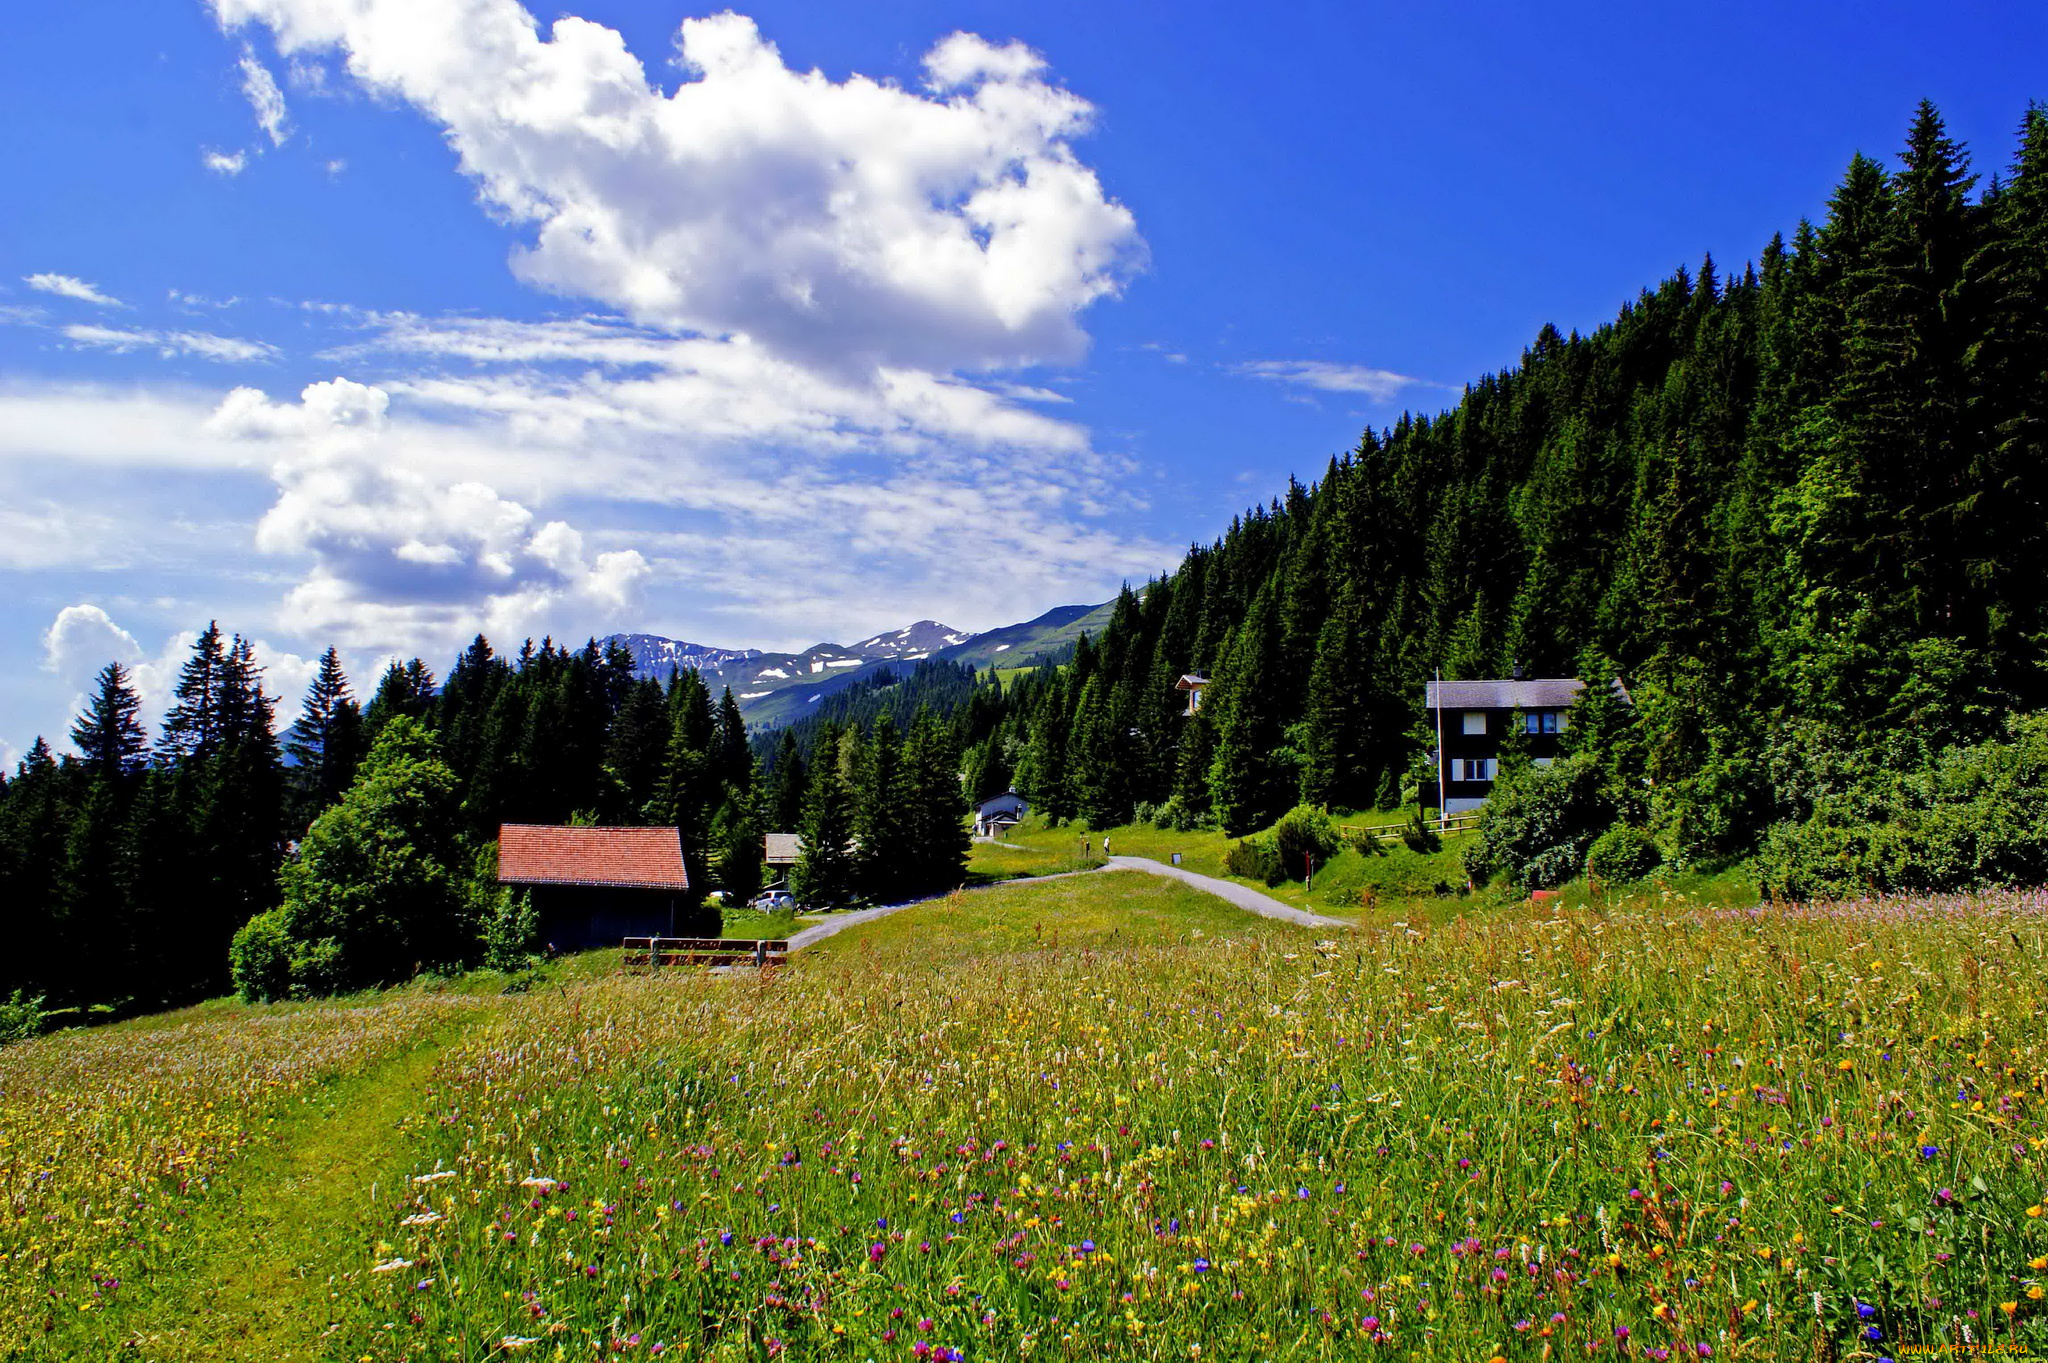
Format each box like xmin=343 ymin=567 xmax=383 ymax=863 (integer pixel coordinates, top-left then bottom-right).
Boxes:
xmin=791 ymin=755 xmax=857 ymax=909
xmin=160 ymin=623 xmax=226 ymax=764
xmin=766 ymin=730 xmax=807 ymax=832
xmin=1205 ymin=588 xmax=1290 ymax=836
xmin=70 ymin=662 xmax=148 ymax=778
xmin=853 ymin=715 xmax=908 ymax=901
xmin=602 ymin=679 xmax=669 ymax=821
xmin=286 ymin=647 xmax=363 ymax=824
xmin=902 ymin=706 xmax=968 ymax=894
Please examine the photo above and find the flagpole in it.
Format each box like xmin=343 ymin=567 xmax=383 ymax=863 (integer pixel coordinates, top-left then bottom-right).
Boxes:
xmin=1434 ymin=667 xmax=1446 ymax=836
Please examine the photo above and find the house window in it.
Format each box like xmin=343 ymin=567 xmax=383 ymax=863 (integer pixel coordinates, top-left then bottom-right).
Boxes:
xmin=1454 ymin=758 xmax=1496 ymax=783
xmin=1523 ymin=710 xmax=1561 ymax=735
xmin=1461 ymin=712 xmax=1486 ymax=736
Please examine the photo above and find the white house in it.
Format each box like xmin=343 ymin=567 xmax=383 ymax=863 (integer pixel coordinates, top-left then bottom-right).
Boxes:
xmin=974 ymin=790 xmax=1028 ymax=838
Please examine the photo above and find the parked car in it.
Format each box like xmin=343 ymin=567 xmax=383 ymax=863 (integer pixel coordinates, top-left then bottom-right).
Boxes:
xmin=750 ymin=890 xmax=795 ymax=911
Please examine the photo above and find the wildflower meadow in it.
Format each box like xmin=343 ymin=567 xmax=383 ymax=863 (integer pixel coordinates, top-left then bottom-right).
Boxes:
xmin=4 ymin=872 xmax=2045 ymax=1361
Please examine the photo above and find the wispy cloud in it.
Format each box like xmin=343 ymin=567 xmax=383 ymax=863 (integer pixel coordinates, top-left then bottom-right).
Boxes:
xmin=202 ymin=148 xmax=248 ymax=176
xmin=62 ymin=324 xmax=278 ymax=364
xmin=1235 ymin=359 xmax=1428 ymax=402
xmin=238 ymin=46 xmax=290 ymax=146
xmin=23 ymin=273 xmax=125 ymax=308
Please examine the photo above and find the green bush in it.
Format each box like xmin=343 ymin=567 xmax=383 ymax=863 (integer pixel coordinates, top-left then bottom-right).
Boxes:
xmin=1222 ymin=836 xmax=1286 ymax=886
xmin=482 ymin=889 xmax=540 ymax=973
xmin=1151 ymin=796 xmax=1212 ymax=833
xmin=1270 ymin=804 xmax=1341 ymax=878
xmin=0 ymin=990 xmax=47 ymax=1044
xmin=1400 ymin=807 xmax=1441 ymax=854
xmin=1755 ymin=713 xmax=2048 ymax=900
xmin=261 ymin=717 xmax=484 ymax=998
xmin=1586 ymin=824 xmax=1662 ymax=882
xmin=1463 ymin=753 xmax=1609 ymax=891
xmin=229 ymin=908 xmax=295 ymax=1003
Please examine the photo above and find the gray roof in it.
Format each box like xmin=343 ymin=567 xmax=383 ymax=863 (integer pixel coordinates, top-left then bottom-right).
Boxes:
xmin=1425 ymin=677 xmax=1631 ymax=710
xmin=762 ymin=832 xmax=803 ymax=864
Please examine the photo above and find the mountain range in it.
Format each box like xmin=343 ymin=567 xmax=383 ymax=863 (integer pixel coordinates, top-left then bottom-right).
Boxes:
xmin=606 ymin=600 xmax=1114 ymax=726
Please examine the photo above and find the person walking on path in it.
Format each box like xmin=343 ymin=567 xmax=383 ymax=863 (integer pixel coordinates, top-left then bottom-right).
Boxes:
xmin=1102 ymin=835 xmax=1111 ymax=858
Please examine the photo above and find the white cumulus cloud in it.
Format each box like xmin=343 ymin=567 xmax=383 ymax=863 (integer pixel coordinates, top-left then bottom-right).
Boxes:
xmin=42 ymin=604 xmax=144 ymax=676
xmin=23 ymin=273 xmax=125 ymax=307
xmin=203 ymin=147 xmax=249 ymax=175
xmin=208 ymin=378 xmax=651 ymax=654
xmin=208 ymin=1 xmax=1142 ymax=375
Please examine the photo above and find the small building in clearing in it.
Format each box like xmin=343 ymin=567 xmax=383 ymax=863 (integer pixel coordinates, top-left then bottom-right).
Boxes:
xmin=496 ymin=824 xmax=708 ymax=949
xmin=1175 ymin=673 xmax=1210 ymax=716
xmin=974 ymin=791 xmax=1028 ymax=838
xmin=762 ymin=832 xmax=803 ymax=884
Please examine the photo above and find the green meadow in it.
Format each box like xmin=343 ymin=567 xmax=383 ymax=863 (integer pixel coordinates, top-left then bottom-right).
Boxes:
xmin=4 ymin=873 xmax=2045 ymax=1361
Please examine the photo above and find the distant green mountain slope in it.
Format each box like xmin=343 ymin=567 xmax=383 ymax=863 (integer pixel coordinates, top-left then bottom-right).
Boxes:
xmin=935 ymin=601 xmax=1114 ymax=669
xmin=608 ymin=600 xmax=1111 ymax=727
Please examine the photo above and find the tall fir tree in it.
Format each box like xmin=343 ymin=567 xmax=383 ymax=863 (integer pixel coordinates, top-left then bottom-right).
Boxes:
xmin=791 ymin=753 xmax=858 ymax=909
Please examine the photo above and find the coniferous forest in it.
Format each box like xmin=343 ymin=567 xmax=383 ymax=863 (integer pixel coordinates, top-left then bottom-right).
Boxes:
xmin=0 ymin=631 xmax=971 ymax=1019
xmin=966 ymin=103 xmax=2048 ymax=898
xmin=3 ymin=101 xmax=2046 ymax=1017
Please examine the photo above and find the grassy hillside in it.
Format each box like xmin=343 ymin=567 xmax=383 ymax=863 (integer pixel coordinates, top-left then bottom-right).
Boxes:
xmin=970 ymin=812 xmax=1763 ymax=925
xmin=4 ymin=876 xmax=2044 ymax=1359
xmin=936 ymin=600 xmax=1114 ymax=670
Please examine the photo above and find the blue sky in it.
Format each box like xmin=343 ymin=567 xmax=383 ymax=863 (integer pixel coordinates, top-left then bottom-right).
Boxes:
xmin=3 ymin=0 xmax=2043 ymax=760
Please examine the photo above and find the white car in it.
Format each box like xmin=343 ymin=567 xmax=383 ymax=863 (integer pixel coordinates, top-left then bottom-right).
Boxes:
xmin=750 ymin=891 xmax=795 ymax=911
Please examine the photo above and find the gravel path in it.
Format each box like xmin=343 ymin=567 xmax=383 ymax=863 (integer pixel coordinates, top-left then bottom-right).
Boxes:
xmin=784 ymin=867 xmax=1115 ymax=951
xmin=1105 ymin=855 xmax=1352 ymax=929
xmin=785 ymin=857 xmax=1348 ymax=951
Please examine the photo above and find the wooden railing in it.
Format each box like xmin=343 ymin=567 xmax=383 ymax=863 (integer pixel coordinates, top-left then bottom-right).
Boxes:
xmin=1341 ymin=811 xmax=1481 ymax=843
xmin=622 ymin=937 xmax=789 ymax=972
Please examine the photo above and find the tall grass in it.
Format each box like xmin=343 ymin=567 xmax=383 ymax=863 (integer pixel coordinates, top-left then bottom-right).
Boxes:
xmin=0 ymin=989 xmax=486 ymax=1351
xmin=336 ymin=881 xmax=2047 ymax=1360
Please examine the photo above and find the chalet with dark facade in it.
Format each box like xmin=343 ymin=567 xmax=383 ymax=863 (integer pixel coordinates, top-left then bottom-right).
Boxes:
xmin=1423 ymin=677 xmax=1631 ymax=813
xmin=496 ymin=824 xmax=709 ymax=950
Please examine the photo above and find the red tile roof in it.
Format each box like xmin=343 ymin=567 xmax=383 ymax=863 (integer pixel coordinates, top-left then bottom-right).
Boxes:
xmin=496 ymin=824 xmax=689 ymax=890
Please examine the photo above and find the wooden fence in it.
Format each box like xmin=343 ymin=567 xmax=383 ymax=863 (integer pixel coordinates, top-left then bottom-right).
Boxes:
xmin=621 ymin=936 xmax=789 ymax=972
xmin=1341 ymin=811 xmax=1482 ymax=844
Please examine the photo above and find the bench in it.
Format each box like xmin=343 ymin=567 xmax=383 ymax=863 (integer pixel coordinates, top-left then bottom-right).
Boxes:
xmin=621 ymin=937 xmax=790 ymax=973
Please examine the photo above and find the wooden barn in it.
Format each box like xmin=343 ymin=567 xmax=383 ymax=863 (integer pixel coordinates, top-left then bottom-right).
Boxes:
xmin=496 ymin=824 xmax=711 ymax=950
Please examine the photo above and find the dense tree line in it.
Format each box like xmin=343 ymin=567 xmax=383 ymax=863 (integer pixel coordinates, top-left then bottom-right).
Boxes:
xmin=0 ymin=626 xmax=933 ymax=1014
xmin=784 ymin=707 xmax=972 ymax=909
xmin=998 ymin=104 xmax=2048 ymax=894
xmin=0 ymin=629 xmax=287 ymax=1017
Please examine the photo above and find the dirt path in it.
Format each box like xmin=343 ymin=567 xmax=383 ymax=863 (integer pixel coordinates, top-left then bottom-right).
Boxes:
xmin=96 ymin=1019 xmax=475 ymax=1362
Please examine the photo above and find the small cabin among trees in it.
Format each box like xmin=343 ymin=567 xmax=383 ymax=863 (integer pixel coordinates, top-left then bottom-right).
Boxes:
xmin=973 ymin=790 xmax=1028 ymax=837
xmin=762 ymin=832 xmax=802 ymax=885
xmin=1175 ymin=674 xmax=1210 ymax=716
xmin=1423 ymin=677 xmax=1631 ymax=813
xmin=496 ymin=824 xmax=708 ymax=950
